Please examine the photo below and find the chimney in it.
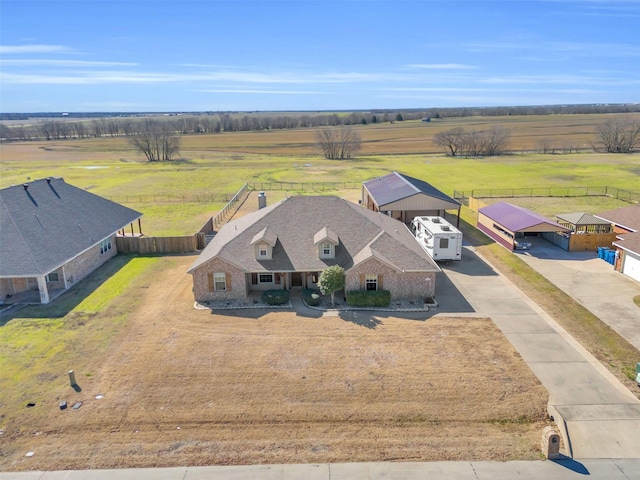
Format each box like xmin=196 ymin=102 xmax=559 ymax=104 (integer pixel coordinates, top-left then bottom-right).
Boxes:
xmin=23 ymin=184 xmax=29 ymax=190
xmin=258 ymin=191 xmax=267 ymax=209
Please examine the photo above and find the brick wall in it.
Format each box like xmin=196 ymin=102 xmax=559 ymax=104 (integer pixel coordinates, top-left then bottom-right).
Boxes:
xmin=63 ymin=235 xmax=118 ymax=288
xmin=191 ymin=257 xmax=248 ymax=302
xmin=346 ymin=258 xmax=436 ymax=301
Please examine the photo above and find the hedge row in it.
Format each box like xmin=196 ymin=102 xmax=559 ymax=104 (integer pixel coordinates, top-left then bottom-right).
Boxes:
xmin=346 ymin=290 xmax=391 ymax=307
xmin=262 ymin=289 xmax=291 ymax=305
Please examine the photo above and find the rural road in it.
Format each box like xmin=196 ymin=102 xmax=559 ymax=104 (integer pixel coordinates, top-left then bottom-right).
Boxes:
xmin=441 ymin=245 xmax=640 ymax=460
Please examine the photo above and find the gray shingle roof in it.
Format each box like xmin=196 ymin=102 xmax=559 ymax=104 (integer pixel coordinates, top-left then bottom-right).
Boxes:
xmin=556 ymin=212 xmax=612 ymax=226
xmin=189 ymin=196 xmax=440 ymax=274
xmin=0 ymin=178 xmax=142 ymax=277
xmin=363 ymin=171 xmax=460 ymax=209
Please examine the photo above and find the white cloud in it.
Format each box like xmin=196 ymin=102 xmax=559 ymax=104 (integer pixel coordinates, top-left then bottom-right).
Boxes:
xmin=0 ymin=44 xmax=73 ymax=54
xmin=405 ymin=63 xmax=478 ymax=70
xmin=196 ymin=89 xmax=328 ymax=95
xmin=1 ymin=59 xmax=138 ymax=67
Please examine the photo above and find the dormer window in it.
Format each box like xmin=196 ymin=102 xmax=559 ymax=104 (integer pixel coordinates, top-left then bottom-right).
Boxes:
xmin=251 ymin=227 xmax=277 ymax=260
xmin=314 ymin=226 xmax=339 ymax=260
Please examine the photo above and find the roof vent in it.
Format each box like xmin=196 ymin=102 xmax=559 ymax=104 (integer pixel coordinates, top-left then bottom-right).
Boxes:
xmin=23 ymin=184 xmax=29 ymax=190
xmin=46 ymin=177 xmax=52 ymax=184
xmin=432 ymin=217 xmax=441 ymax=223
xmin=442 ymin=225 xmax=450 ymax=231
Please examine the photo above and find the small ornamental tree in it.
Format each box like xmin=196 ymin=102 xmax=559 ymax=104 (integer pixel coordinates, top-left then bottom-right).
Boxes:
xmin=317 ymin=265 xmax=345 ymax=306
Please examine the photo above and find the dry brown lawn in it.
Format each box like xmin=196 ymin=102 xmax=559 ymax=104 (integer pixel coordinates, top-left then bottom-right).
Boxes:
xmin=2 ymin=255 xmax=549 ymax=471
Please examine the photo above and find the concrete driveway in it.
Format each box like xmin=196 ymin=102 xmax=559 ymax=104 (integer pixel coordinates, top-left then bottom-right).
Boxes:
xmin=440 ymin=246 xmax=640 ymax=459
xmin=513 ymin=238 xmax=640 ymax=351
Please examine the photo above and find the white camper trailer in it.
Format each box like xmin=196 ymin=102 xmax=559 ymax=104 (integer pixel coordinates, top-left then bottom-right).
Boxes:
xmin=412 ymin=216 xmax=463 ymax=261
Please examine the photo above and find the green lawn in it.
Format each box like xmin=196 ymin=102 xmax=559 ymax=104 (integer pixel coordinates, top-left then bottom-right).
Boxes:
xmin=1 ymin=130 xmax=639 ymax=236
xmin=0 ymin=255 xmax=162 ymax=423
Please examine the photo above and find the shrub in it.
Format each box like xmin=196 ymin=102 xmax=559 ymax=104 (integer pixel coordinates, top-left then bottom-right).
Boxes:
xmin=302 ymin=288 xmax=321 ymax=306
xmin=261 ymin=289 xmax=290 ymax=305
xmin=346 ymin=290 xmax=391 ymax=307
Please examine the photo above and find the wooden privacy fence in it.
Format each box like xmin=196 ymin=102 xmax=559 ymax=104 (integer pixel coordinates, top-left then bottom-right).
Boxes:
xmin=116 ymin=234 xmax=204 ymax=254
xmin=200 ymin=182 xmax=249 ymax=233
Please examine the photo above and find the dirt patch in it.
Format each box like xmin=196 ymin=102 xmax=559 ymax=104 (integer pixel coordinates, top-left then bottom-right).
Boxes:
xmin=1 ymin=256 xmax=549 ymax=471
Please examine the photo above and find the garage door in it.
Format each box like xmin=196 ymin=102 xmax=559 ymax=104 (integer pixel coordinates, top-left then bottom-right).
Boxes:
xmin=622 ymin=252 xmax=640 ymax=282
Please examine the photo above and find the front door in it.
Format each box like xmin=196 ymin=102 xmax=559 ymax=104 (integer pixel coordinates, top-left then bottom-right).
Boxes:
xmin=291 ymin=272 xmax=303 ymax=288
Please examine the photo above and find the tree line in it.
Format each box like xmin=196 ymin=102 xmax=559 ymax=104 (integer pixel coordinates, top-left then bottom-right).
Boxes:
xmin=433 ymin=119 xmax=640 ymax=157
xmin=3 ymin=103 xmax=640 ymax=143
xmin=2 ymin=109 xmax=638 ymax=160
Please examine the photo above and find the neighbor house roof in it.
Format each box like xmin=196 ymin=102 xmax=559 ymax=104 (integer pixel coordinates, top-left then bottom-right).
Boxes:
xmin=363 ymin=171 xmax=460 ymax=210
xmin=189 ymin=196 xmax=440 ymax=274
xmin=479 ymin=202 xmax=570 ymax=233
xmin=0 ymin=177 xmax=142 ymax=277
xmin=613 ymin=231 xmax=640 ymax=255
xmin=595 ymin=205 xmax=640 ymax=232
xmin=556 ymin=212 xmax=612 ymax=226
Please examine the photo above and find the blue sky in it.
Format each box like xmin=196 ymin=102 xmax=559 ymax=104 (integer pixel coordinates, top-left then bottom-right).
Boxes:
xmin=1 ymin=0 xmax=639 ymax=112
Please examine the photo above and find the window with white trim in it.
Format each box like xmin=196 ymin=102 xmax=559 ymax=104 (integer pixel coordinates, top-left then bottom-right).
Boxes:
xmin=365 ymin=274 xmax=378 ymax=291
xmin=259 ymin=273 xmax=274 ymax=283
xmin=214 ymin=272 xmax=227 ymax=291
xmin=100 ymin=237 xmax=112 ymax=254
xmin=258 ymin=244 xmax=268 ymax=257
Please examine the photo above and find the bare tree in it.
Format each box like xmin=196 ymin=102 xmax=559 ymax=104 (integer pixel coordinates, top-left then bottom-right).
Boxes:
xmin=596 ymin=119 xmax=640 ymax=153
xmin=316 ymin=126 xmax=361 ymax=159
xmin=129 ymin=120 xmax=180 ymax=162
xmin=481 ymin=127 xmax=510 ymax=156
xmin=434 ymin=126 xmax=509 ymax=157
xmin=434 ymin=127 xmax=465 ymax=156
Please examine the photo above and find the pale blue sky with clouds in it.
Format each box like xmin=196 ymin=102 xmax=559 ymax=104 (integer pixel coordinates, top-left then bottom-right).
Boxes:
xmin=1 ymin=0 xmax=639 ymax=112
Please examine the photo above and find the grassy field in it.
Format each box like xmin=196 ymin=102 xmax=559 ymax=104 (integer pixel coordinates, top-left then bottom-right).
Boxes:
xmin=0 ymin=255 xmax=549 ymax=471
xmin=1 ymin=114 xmax=639 ymax=235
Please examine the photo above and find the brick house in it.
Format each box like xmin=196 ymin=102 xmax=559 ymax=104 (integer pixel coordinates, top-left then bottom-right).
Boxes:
xmin=0 ymin=178 xmax=142 ymax=304
xmin=188 ymin=196 xmax=440 ymax=303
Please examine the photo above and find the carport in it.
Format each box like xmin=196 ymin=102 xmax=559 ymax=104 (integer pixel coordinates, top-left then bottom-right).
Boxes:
xmin=477 ymin=202 xmax=570 ymax=251
xmin=362 ymin=171 xmax=461 ymax=226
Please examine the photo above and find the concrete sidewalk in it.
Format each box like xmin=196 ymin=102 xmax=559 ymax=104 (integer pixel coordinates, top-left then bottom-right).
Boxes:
xmin=441 ymin=246 xmax=640 ymax=459
xmin=3 ymin=459 xmax=640 ymax=479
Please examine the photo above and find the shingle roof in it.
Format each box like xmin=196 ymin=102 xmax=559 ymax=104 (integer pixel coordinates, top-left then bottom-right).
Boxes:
xmin=556 ymin=212 xmax=612 ymax=226
xmin=363 ymin=172 xmax=460 ymax=209
xmin=479 ymin=202 xmax=569 ymax=232
xmin=613 ymin=231 xmax=640 ymax=255
xmin=595 ymin=205 xmax=640 ymax=232
xmin=0 ymin=178 xmax=142 ymax=277
xmin=189 ymin=196 xmax=440 ymax=274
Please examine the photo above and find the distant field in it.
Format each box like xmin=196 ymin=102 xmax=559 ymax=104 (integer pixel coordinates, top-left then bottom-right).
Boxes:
xmin=1 ymin=113 xmax=639 ymax=235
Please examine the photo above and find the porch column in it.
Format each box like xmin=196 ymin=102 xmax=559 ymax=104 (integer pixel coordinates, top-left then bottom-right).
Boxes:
xmin=37 ymin=276 xmax=50 ymax=304
xmin=62 ymin=265 xmax=69 ymax=289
